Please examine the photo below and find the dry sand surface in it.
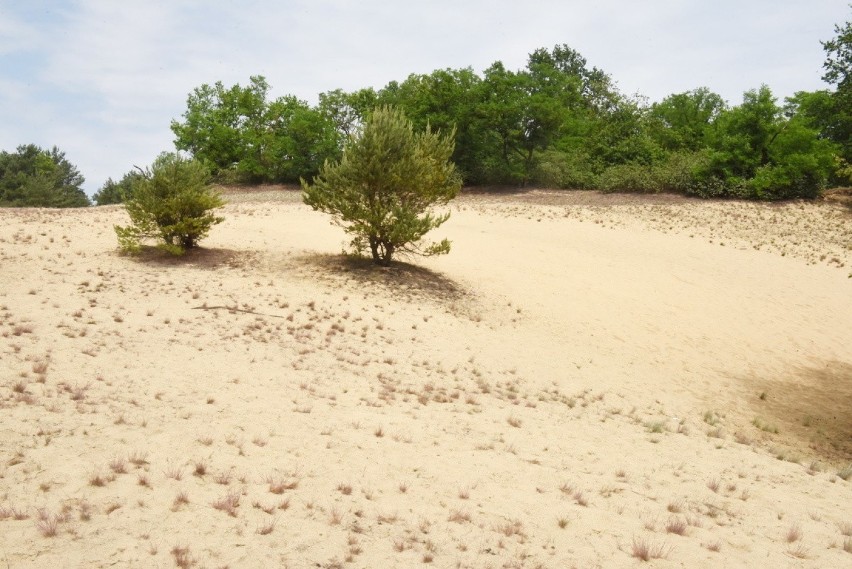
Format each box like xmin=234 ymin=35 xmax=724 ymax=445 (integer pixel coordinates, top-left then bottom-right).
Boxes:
xmin=1 ymin=188 xmax=851 ymax=568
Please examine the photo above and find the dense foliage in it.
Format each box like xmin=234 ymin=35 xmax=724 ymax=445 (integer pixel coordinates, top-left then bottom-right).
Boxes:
xmin=114 ymin=153 xmax=224 ymax=255
xmin=170 ymin=76 xmax=340 ymax=184
xmin=93 ymin=169 xmax=145 ymax=205
xmin=302 ymin=107 xmax=461 ymax=265
xmin=0 ymin=144 xmax=89 ymax=207
xmin=819 ymin=13 xmax=852 ymax=180
xmin=166 ymin=12 xmax=852 ymax=200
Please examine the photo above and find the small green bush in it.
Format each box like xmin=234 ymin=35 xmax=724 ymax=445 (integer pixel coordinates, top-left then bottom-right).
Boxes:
xmin=302 ymin=106 xmax=461 ymax=266
xmin=532 ymin=149 xmax=599 ymax=189
xmin=597 ymin=151 xmax=710 ymax=194
xmin=114 ymin=153 xmax=224 ymax=255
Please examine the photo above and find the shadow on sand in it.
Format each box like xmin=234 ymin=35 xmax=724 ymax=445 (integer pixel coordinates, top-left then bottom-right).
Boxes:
xmin=746 ymin=360 xmax=852 ymax=463
xmin=117 ymin=246 xmax=258 ymax=271
xmin=290 ymin=253 xmax=470 ymax=307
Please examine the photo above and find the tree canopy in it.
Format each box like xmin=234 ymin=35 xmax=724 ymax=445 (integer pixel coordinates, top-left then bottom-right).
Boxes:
xmin=170 ymin=76 xmax=340 ymax=184
xmin=0 ymin=145 xmax=89 ymax=207
xmin=156 ymin=14 xmax=852 ymax=201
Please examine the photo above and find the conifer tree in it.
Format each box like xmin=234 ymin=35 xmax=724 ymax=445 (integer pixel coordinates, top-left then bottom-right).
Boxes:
xmin=302 ymin=106 xmax=461 ymax=266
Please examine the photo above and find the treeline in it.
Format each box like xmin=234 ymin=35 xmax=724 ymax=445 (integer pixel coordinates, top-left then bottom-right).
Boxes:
xmin=165 ymin=37 xmax=850 ymax=202
xmin=0 ymin=144 xmax=90 ymax=207
xmin=1 ymin=15 xmax=849 ymax=208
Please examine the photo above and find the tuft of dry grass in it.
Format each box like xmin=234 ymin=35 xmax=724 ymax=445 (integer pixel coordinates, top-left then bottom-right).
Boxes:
xmin=785 ymin=522 xmax=802 ymax=543
xmin=88 ymin=471 xmax=108 ymax=487
xmin=497 ymin=519 xmax=525 ymax=538
xmin=211 ymin=491 xmax=240 ymax=517
xmin=447 ymin=510 xmax=471 ymax=524
xmin=36 ymin=513 xmax=60 ymax=537
xmin=109 ymin=457 xmax=127 ymax=474
xmin=164 ymin=463 xmax=184 ymax=481
xmin=128 ymin=451 xmax=149 ymax=466
xmin=171 ymin=491 xmax=190 ymax=511
xmin=631 ymin=536 xmax=671 ymax=561
xmin=665 ymin=517 xmax=687 ymax=536
xmin=706 ymin=478 xmax=720 ymax=493
xmin=171 ymin=545 xmax=196 ymax=568
xmin=268 ymin=477 xmax=298 ymax=494
xmin=256 ymin=518 xmax=276 ymax=535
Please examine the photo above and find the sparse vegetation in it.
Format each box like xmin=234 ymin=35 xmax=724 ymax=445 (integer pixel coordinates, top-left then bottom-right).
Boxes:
xmin=631 ymin=537 xmax=671 ymax=561
xmin=752 ymin=417 xmax=779 ymax=434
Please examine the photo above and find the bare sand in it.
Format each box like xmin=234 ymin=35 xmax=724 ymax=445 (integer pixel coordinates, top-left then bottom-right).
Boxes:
xmin=1 ymin=188 xmax=850 ymax=568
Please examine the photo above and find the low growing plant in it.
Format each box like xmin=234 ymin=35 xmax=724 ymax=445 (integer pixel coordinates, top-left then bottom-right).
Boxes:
xmin=114 ymin=152 xmax=223 ymax=255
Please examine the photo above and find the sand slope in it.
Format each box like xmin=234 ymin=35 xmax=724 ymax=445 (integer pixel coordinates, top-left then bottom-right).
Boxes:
xmin=1 ymin=189 xmax=850 ymax=568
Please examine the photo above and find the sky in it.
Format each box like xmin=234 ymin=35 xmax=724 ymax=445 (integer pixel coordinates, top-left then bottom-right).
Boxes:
xmin=1 ymin=0 xmax=849 ymax=196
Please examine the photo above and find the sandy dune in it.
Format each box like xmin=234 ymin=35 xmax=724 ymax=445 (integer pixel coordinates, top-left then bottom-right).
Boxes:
xmin=1 ymin=189 xmax=850 ymax=568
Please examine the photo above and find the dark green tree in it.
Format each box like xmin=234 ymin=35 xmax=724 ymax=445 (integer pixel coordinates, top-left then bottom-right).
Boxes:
xmin=648 ymin=88 xmax=726 ymax=151
xmin=0 ymin=145 xmax=89 ymax=207
xmin=318 ymin=88 xmax=378 ymax=139
xmin=171 ymin=76 xmax=340 ymax=183
xmin=475 ymin=61 xmax=534 ymax=183
xmin=93 ymin=169 xmax=145 ymax=205
xmin=699 ymin=86 xmax=836 ymax=199
xmin=114 ymin=153 xmax=224 ymax=255
xmin=377 ymin=68 xmax=483 ymax=181
xmin=302 ymin=107 xmax=461 ymax=266
xmin=237 ymin=95 xmax=340 ymax=183
xmin=820 ymin=11 xmax=852 ymax=170
xmin=171 ymin=76 xmax=269 ymax=176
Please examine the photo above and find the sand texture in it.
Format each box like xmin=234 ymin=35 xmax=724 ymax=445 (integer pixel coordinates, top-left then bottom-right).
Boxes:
xmin=1 ymin=188 xmax=851 ymax=568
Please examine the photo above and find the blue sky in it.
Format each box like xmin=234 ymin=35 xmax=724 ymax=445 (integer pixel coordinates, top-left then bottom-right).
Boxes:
xmin=1 ymin=0 xmax=849 ymax=195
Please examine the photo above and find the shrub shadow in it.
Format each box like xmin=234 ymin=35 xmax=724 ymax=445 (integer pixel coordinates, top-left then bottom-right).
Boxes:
xmin=116 ymin=246 xmax=257 ymax=271
xmin=746 ymin=360 xmax=852 ymax=463
xmin=291 ymin=253 xmax=471 ymax=307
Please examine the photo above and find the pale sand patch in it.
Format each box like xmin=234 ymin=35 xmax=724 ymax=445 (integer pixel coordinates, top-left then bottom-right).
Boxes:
xmin=0 ymin=190 xmax=850 ymax=568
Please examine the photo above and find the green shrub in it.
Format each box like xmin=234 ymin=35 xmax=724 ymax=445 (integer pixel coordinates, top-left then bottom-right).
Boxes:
xmin=302 ymin=106 xmax=461 ymax=266
xmin=652 ymin=151 xmax=710 ymax=193
xmin=532 ymin=149 xmax=599 ymax=189
xmin=114 ymin=153 xmax=224 ymax=255
xmin=597 ymin=151 xmax=710 ymax=194
xmin=598 ymin=163 xmax=659 ymax=193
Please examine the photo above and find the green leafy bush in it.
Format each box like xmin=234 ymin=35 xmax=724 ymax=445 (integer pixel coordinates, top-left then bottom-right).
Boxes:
xmin=302 ymin=106 xmax=461 ymax=266
xmin=114 ymin=153 xmax=224 ymax=255
xmin=598 ymin=162 xmax=659 ymax=193
xmin=532 ymin=149 xmax=599 ymax=189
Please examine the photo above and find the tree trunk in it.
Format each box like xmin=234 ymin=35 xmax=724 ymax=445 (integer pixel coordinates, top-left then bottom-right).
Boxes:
xmin=369 ymin=235 xmax=380 ymax=263
xmin=381 ymin=243 xmax=394 ymax=266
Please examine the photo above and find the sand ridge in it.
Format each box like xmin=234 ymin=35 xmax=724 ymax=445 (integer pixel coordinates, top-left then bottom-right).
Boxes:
xmin=0 ymin=190 xmax=850 ymax=568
